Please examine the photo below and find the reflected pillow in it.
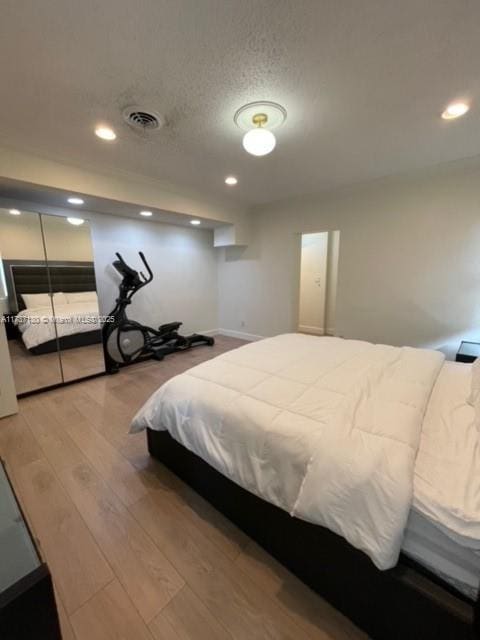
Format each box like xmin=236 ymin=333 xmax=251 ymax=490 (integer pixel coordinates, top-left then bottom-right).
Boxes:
xmin=65 ymin=291 xmax=97 ymax=304
xmin=21 ymin=293 xmax=52 ymax=309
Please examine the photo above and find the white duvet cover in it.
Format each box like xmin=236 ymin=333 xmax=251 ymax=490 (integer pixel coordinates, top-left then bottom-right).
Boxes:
xmin=131 ymin=334 xmax=444 ymax=569
xmin=16 ymin=301 xmax=101 ymax=349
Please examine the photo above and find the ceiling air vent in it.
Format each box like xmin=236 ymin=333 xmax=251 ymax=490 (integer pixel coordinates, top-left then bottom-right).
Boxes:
xmin=122 ymin=106 xmax=165 ymax=132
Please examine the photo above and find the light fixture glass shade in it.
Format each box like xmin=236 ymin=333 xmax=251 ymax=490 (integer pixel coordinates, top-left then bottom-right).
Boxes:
xmin=242 ymin=128 xmax=276 ymax=156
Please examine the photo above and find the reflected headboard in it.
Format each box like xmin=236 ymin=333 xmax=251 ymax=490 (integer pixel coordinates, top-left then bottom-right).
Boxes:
xmin=3 ymin=260 xmax=97 ymax=311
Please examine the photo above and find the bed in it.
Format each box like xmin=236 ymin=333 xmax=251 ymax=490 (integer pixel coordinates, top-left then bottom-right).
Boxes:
xmin=15 ymin=296 xmax=101 ymax=354
xmin=131 ymin=333 xmax=480 ymax=639
xmin=5 ymin=262 xmax=102 ymax=354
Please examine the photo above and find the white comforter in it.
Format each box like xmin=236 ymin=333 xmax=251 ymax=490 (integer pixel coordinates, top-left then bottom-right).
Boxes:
xmin=16 ymin=301 xmax=101 ymax=349
xmin=131 ymin=334 xmax=444 ymax=569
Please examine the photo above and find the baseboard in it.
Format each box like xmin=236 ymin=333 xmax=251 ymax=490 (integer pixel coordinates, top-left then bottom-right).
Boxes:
xmin=216 ymin=328 xmax=264 ymax=342
xmin=298 ymin=325 xmax=325 ymax=336
xmin=198 ymin=328 xmax=219 ymax=337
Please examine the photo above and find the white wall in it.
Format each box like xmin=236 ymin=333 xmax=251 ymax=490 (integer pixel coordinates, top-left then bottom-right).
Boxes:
xmin=218 ymin=159 xmax=480 ymax=358
xmin=86 ymin=213 xmax=218 ymax=335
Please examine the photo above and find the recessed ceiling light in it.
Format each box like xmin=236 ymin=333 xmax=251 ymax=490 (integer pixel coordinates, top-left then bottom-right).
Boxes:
xmin=95 ymin=125 xmax=117 ymax=140
xmin=225 ymin=176 xmax=238 ymax=185
xmin=67 ymin=197 xmax=84 ymax=205
xmin=67 ymin=217 xmax=85 ymax=226
xmin=441 ymin=102 xmax=470 ymax=120
xmin=9 ymin=209 xmax=21 ymax=215
xmin=140 ymin=210 xmax=153 ymax=217
xmin=190 ymin=219 xmax=201 ymax=225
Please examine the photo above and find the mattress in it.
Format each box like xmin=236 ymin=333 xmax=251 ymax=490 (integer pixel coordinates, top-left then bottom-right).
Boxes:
xmin=413 ymin=361 xmax=480 ymax=546
xmin=15 ymin=300 xmax=101 ymax=349
xmin=405 ymin=360 xmax=480 ymax=599
xmin=402 ymin=508 xmax=480 ymax=600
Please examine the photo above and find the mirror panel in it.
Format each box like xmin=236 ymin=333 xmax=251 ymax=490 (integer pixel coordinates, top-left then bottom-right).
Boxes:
xmin=0 ymin=208 xmax=63 ymax=394
xmin=40 ymin=214 xmax=105 ymax=382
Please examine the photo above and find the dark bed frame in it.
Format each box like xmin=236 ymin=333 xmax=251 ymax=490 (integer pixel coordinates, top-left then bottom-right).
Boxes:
xmin=4 ymin=260 xmax=102 ymax=354
xmin=147 ymin=428 xmax=479 ymax=640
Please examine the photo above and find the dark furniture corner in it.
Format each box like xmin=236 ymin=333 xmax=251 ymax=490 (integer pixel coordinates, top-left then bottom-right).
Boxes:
xmin=2 ymin=314 xmax=19 ymax=341
xmin=0 ymin=459 xmax=62 ymax=640
xmin=456 ymin=341 xmax=480 ymax=363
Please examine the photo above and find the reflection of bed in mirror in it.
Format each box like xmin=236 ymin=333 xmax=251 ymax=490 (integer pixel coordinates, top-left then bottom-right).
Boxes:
xmin=4 ymin=259 xmax=105 ymax=394
xmin=6 ymin=261 xmax=102 ymax=354
xmin=1 ymin=208 xmax=106 ymax=396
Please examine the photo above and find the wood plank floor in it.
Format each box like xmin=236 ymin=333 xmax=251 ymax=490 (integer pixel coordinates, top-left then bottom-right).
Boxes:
xmin=0 ymin=335 xmax=367 ymax=640
xmin=8 ymin=338 xmax=105 ymax=395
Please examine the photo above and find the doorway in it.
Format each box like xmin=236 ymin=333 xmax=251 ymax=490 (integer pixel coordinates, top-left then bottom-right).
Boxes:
xmin=298 ymin=231 xmax=340 ymax=336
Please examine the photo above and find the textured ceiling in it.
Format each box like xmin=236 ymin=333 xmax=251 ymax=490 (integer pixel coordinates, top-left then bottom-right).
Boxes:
xmin=1 ymin=0 xmax=480 ymax=206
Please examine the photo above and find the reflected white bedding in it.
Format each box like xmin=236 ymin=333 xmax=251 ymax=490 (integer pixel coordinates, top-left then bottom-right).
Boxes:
xmin=16 ymin=300 xmax=101 ymax=349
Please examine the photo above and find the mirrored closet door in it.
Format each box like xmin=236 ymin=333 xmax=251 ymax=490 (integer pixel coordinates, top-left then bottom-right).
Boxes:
xmin=0 ymin=208 xmax=63 ymax=394
xmin=42 ymin=215 xmax=104 ymax=384
xmin=0 ymin=207 xmax=105 ymax=396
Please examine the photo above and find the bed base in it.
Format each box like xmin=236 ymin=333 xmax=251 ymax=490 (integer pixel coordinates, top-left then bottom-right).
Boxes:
xmin=147 ymin=428 xmax=479 ymax=640
xmin=29 ymin=329 xmax=102 ymax=355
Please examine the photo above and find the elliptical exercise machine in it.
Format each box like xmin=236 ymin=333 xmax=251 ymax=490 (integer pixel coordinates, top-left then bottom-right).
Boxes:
xmin=103 ymin=251 xmax=214 ymax=372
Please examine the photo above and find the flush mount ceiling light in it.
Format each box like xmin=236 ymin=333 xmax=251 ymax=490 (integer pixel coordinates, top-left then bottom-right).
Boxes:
xmin=441 ymin=101 xmax=470 ymax=120
xmin=9 ymin=209 xmax=21 ymax=215
xmin=67 ymin=196 xmax=84 ymax=205
xmin=225 ymin=176 xmax=238 ymax=185
xmin=139 ymin=210 xmax=153 ymax=217
xmin=190 ymin=219 xmax=201 ymax=225
xmin=95 ymin=125 xmax=117 ymax=140
xmin=234 ymin=101 xmax=287 ymax=157
xmin=242 ymin=114 xmax=276 ymax=156
xmin=67 ymin=217 xmax=85 ymax=226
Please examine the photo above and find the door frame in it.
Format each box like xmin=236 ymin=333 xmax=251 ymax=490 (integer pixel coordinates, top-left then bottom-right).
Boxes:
xmin=294 ymin=230 xmax=340 ymax=336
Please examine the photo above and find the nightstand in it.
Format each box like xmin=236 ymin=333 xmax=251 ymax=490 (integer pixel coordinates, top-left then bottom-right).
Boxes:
xmin=0 ymin=459 xmax=62 ymax=639
xmin=455 ymin=341 xmax=480 ymax=363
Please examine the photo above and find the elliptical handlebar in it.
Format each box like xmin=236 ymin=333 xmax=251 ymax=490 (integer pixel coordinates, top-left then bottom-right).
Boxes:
xmin=114 ymin=251 xmax=153 ymax=285
xmin=112 ymin=251 xmax=155 ymax=307
xmin=138 ymin=251 xmax=153 ymax=283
